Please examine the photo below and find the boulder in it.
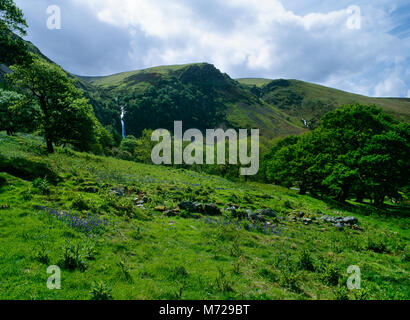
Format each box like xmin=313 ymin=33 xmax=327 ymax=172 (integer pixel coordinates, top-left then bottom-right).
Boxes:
xmin=178 ymin=201 xmax=196 ymax=212
xmin=256 ymin=208 xmax=277 ymax=218
xmin=110 ymin=188 xmax=124 ymax=197
xmin=343 ymin=217 xmax=359 ymax=225
xmin=203 ymin=204 xmax=221 ymax=216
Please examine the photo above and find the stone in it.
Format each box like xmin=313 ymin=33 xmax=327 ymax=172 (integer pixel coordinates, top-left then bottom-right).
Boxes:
xmin=154 ymin=206 xmax=166 ymax=212
xmin=110 ymin=188 xmax=124 ymax=197
xmin=203 ymin=204 xmax=221 ymax=216
xmin=178 ymin=201 xmax=204 ymax=213
xmin=334 ymin=222 xmax=344 ymax=230
xmin=302 ymin=218 xmax=312 ymax=225
xmin=343 ymin=217 xmax=358 ymax=225
xmin=256 ymin=208 xmax=277 ymax=218
xmin=178 ymin=201 xmax=196 ymax=212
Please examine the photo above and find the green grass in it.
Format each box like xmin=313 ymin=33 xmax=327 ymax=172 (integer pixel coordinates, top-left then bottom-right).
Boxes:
xmin=0 ymin=133 xmax=409 ymax=300
xmin=236 ymin=78 xmax=273 ymax=88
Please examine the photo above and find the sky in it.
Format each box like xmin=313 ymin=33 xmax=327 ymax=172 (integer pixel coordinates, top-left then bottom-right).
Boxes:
xmin=14 ymin=0 xmax=410 ymax=97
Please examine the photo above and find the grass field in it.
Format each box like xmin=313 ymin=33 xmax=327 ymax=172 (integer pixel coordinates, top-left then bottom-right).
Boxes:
xmin=0 ymin=133 xmax=408 ymax=300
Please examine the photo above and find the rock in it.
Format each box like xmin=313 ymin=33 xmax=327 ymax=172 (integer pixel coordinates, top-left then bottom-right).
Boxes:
xmin=302 ymin=218 xmax=312 ymax=225
xmin=343 ymin=217 xmax=359 ymax=225
xmin=225 ymin=206 xmax=237 ymax=215
xmin=247 ymin=210 xmax=266 ymax=222
xmin=256 ymin=208 xmax=277 ymax=218
xmin=110 ymin=188 xmax=124 ymax=197
xmin=178 ymin=201 xmax=196 ymax=212
xmin=203 ymin=204 xmax=221 ymax=216
xmin=295 ymin=211 xmax=305 ymax=218
xmin=154 ymin=206 xmax=166 ymax=212
xmin=193 ymin=202 xmax=204 ymax=213
xmin=334 ymin=222 xmax=344 ymax=230
xmin=178 ymin=201 xmax=204 ymax=213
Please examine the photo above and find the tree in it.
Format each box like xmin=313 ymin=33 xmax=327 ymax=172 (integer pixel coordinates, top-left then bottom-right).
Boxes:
xmin=0 ymin=88 xmax=40 ymax=135
xmin=263 ymin=104 xmax=409 ymax=206
xmin=0 ymin=0 xmax=31 ymax=65
xmin=7 ymin=56 xmax=98 ymax=153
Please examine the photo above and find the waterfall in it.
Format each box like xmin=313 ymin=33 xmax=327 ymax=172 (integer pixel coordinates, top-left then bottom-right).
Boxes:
xmin=120 ymin=106 xmax=126 ymax=139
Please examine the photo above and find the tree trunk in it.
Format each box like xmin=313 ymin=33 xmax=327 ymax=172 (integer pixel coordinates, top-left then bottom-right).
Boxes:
xmin=299 ymin=184 xmax=307 ymax=195
xmin=46 ymin=138 xmax=54 ymax=154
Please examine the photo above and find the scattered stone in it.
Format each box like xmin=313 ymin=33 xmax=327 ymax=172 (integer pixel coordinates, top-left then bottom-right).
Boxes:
xmin=343 ymin=217 xmax=359 ymax=225
xmin=225 ymin=206 xmax=237 ymax=215
xmin=295 ymin=211 xmax=305 ymax=218
xmin=334 ymin=222 xmax=344 ymax=231
xmin=256 ymin=208 xmax=277 ymax=218
xmin=110 ymin=188 xmax=124 ymax=197
xmin=178 ymin=201 xmax=197 ymax=212
xmin=302 ymin=218 xmax=312 ymax=225
xmin=154 ymin=206 xmax=167 ymax=212
xmin=203 ymin=203 xmax=222 ymax=216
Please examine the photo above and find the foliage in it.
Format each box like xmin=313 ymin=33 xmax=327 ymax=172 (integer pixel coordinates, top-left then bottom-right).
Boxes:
xmin=0 ymin=89 xmax=40 ymax=135
xmin=264 ymin=104 xmax=410 ymax=206
xmin=7 ymin=57 xmax=101 ymax=153
xmin=0 ymin=0 xmax=31 ymax=65
xmin=89 ymin=281 xmax=113 ymax=300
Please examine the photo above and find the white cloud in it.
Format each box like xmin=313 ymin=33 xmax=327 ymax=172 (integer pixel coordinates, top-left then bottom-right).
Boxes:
xmin=70 ymin=0 xmax=409 ymax=97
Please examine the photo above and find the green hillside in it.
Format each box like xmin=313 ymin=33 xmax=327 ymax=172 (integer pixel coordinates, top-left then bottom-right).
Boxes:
xmin=0 ymin=133 xmax=408 ymax=300
xmin=241 ymin=78 xmax=410 ymax=129
xmin=80 ymin=66 xmax=410 ymax=144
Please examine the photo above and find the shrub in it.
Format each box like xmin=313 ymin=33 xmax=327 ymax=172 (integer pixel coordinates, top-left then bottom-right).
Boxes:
xmin=367 ymin=235 xmax=389 ymax=253
xmin=61 ymin=242 xmax=88 ymax=271
xmin=279 ymin=269 xmax=300 ymax=292
xmin=72 ymin=195 xmax=91 ymax=211
xmin=89 ymin=281 xmax=113 ymax=300
xmin=215 ymin=268 xmax=234 ymax=293
xmin=117 ymin=258 xmax=132 ymax=281
xmin=34 ymin=242 xmax=50 ymax=265
xmin=320 ymin=263 xmax=340 ymax=286
xmin=297 ymin=249 xmax=315 ymax=271
xmin=32 ymin=177 xmax=50 ymax=195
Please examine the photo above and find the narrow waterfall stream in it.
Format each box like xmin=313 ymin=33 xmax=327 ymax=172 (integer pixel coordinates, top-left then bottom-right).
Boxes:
xmin=120 ymin=106 xmax=126 ymax=139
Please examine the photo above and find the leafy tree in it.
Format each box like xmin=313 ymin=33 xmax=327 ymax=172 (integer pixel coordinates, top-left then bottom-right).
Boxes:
xmin=0 ymin=0 xmax=31 ymax=65
xmin=0 ymin=88 xmax=40 ymax=135
xmin=7 ymin=56 xmax=98 ymax=153
xmin=263 ymin=104 xmax=409 ymax=206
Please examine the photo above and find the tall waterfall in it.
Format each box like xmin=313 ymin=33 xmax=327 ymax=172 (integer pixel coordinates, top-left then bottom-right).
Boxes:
xmin=120 ymin=106 xmax=126 ymax=139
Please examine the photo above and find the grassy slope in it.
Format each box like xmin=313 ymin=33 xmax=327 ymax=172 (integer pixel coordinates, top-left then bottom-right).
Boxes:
xmin=239 ymin=78 xmax=410 ymax=124
xmin=82 ymin=67 xmax=409 ymax=144
xmin=0 ymin=133 xmax=408 ymax=300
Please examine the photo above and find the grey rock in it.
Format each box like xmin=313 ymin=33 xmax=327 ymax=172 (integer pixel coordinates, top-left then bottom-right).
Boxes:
xmin=110 ymin=188 xmax=124 ymax=197
xmin=343 ymin=217 xmax=359 ymax=225
xmin=334 ymin=222 xmax=344 ymax=230
xmin=302 ymin=218 xmax=312 ymax=225
xmin=256 ymin=208 xmax=277 ymax=218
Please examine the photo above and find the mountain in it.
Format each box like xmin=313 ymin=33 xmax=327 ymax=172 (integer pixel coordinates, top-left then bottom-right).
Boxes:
xmin=81 ymin=63 xmax=410 ymax=147
xmin=2 ymin=37 xmax=410 ymax=145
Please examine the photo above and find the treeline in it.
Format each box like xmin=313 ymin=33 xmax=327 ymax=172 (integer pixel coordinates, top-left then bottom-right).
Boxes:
xmin=262 ymin=104 xmax=410 ymax=206
xmin=0 ymin=0 xmax=119 ymax=155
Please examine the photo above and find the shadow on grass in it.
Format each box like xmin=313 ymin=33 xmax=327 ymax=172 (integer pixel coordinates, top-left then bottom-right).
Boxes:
xmin=0 ymin=154 xmax=59 ymax=184
xmin=311 ymin=194 xmax=410 ymax=219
